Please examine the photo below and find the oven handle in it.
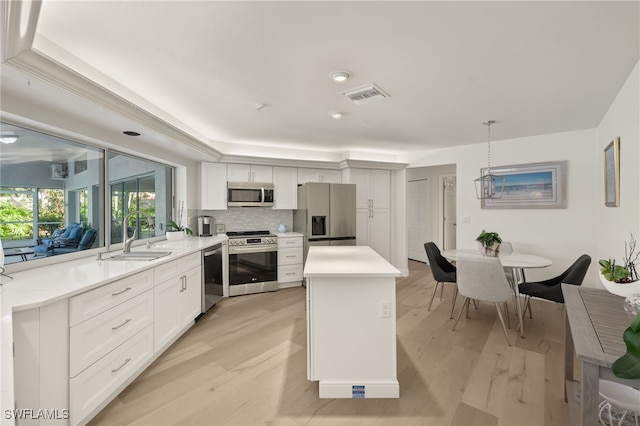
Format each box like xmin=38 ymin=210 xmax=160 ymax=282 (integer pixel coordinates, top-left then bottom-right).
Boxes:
xmin=261 ymin=187 xmax=265 ymax=204
xmin=229 ymin=245 xmax=277 ymax=255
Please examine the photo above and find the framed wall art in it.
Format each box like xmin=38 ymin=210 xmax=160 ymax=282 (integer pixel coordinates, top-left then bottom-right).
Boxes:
xmin=604 ymin=137 xmax=620 ymax=207
xmin=481 ymin=161 xmax=567 ymax=209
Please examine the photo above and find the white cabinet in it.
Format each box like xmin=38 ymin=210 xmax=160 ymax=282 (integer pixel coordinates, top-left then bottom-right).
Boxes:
xmin=67 ymin=269 xmax=154 ymax=425
xmin=227 ymin=164 xmax=272 ymax=183
xmin=346 ymin=168 xmax=390 ymax=209
xmin=70 ymin=325 xmax=153 ymax=424
xmin=297 ymin=168 xmax=342 ymax=184
xmin=201 ymin=162 xmax=227 ymax=210
xmin=277 ymin=234 xmax=303 ymax=287
xmin=153 ymin=252 xmax=202 ymax=352
xmin=344 ymin=169 xmax=391 ymax=261
xmin=272 ymin=166 xmax=298 ymax=210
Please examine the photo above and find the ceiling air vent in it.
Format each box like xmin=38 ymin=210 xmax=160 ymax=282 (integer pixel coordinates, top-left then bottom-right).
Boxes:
xmin=342 ymin=83 xmax=389 ymax=105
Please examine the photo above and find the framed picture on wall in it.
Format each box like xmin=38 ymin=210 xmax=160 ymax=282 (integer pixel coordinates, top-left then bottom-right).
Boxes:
xmin=481 ymin=161 xmax=567 ymax=209
xmin=604 ymin=137 xmax=620 ymax=207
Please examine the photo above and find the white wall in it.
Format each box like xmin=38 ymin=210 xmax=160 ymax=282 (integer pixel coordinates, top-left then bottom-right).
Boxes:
xmin=596 ymin=61 xmax=640 ymax=270
xmin=409 ymin=59 xmax=640 ymax=289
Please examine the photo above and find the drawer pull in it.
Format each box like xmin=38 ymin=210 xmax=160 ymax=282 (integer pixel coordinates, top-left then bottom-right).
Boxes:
xmin=111 ymin=318 xmax=132 ymax=330
xmin=286 ymin=272 xmax=296 ymax=275
xmin=112 ymin=287 xmax=132 ymax=296
xmin=286 ymin=255 xmax=296 ymax=258
xmin=111 ymin=358 xmax=132 ymax=373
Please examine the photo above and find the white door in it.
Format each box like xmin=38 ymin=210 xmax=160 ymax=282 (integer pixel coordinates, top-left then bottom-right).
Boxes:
xmin=407 ymin=179 xmax=430 ymax=262
xmin=443 ymin=176 xmax=457 ymax=250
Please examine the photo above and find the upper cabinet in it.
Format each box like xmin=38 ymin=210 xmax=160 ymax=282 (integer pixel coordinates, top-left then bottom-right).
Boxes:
xmin=227 ymin=164 xmax=273 ymax=183
xmin=201 ymin=162 xmax=227 ymax=210
xmin=297 ymin=168 xmax=342 ymax=184
xmin=344 ymin=168 xmax=390 ymax=209
xmin=272 ymin=166 xmax=298 ymax=210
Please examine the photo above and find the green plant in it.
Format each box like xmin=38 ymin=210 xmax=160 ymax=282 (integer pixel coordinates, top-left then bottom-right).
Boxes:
xmin=166 ymin=220 xmax=192 ymax=235
xmin=612 ymin=312 xmax=640 ymax=379
xmin=476 ymin=230 xmax=502 ymax=247
xmin=599 ymin=233 xmax=639 ymax=283
xmin=599 ymin=259 xmax=632 ymax=283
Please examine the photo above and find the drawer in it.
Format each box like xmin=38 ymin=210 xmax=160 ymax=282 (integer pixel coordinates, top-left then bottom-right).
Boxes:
xmin=278 ymin=247 xmax=303 ymax=266
xmin=70 ymin=270 xmax=153 ymax=327
xmin=70 ymin=324 xmax=153 ymax=426
xmin=70 ymin=290 xmax=153 ymax=377
xmin=278 ymin=237 xmax=302 ymax=249
xmin=278 ymin=264 xmax=303 ymax=283
xmin=154 ymin=252 xmax=201 ymax=283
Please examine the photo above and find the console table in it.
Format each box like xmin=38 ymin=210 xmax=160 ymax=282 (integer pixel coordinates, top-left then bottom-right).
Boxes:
xmin=562 ymin=284 xmax=640 ymax=425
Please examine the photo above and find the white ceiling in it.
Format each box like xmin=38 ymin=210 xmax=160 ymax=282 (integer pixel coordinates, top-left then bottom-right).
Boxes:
xmin=7 ymin=1 xmax=640 ymax=164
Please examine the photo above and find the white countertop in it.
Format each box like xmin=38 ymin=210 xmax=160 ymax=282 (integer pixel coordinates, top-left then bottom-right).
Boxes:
xmin=303 ymin=246 xmax=401 ymax=278
xmin=0 ymin=235 xmax=226 ymax=424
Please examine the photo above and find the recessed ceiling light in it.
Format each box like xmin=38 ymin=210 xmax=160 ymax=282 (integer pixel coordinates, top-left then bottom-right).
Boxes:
xmin=328 ymin=70 xmax=350 ymax=83
xmin=328 ymin=111 xmax=344 ymax=119
xmin=0 ymin=135 xmax=18 ymax=144
xmin=123 ymin=131 xmax=141 ymax=136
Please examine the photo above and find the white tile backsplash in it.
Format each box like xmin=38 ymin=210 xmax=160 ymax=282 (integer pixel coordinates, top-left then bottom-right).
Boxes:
xmin=191 ymin=208 xmax=293 ymax=234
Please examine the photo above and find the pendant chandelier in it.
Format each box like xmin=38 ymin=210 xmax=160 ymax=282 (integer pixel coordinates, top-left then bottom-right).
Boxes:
xmin=474 ymin=120 xmax=505 ymax=200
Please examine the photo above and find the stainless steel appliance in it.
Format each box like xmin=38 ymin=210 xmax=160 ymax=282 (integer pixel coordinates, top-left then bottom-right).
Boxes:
xmin=198 ymin=216 xmax=213 ymax=236
xmin=200 ymin=242 xmax=227 ymax=317
xmin=227 ymin=230 xmax=278 ymax=296
xmin=293 ymin=183 xmax=356 ymax=259
xmin=227 ymin=182 xmax=274 ymax=207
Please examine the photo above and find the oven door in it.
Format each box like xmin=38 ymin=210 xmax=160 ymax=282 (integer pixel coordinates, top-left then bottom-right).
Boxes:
xmin=228 ymin=245 xmax=278 ymax=285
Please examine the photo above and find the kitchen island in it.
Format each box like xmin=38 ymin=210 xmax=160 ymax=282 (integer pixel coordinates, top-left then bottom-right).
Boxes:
xmin=304 ymin=246 xmax=401 ymax=398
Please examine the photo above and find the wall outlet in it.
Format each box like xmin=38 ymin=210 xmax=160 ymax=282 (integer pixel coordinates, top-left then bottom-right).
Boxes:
xmin=462 ymin=215 xmax=471 ymax=223
xmin=380 ymin=301 xmax=390 ymax=318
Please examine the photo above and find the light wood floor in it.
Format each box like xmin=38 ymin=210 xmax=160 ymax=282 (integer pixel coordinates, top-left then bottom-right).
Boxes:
xmin=90 ymin=260 xmax=570 ymax=426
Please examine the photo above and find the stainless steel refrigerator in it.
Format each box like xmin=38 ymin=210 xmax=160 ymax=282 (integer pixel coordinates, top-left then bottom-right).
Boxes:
xmin=293 ymin=182 xmax=356 ymax=260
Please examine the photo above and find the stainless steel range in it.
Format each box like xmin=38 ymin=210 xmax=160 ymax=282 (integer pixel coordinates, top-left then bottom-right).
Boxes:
xmin=227 ymin=230 xmax=278 ymax=296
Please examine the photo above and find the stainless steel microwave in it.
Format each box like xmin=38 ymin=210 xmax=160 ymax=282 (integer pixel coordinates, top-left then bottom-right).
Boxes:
xmin=227 ymin=182 xmax=274 ymax=207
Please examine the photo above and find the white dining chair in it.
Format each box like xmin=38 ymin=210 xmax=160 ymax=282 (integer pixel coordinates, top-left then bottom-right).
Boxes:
xmin=452 ymin=254 xmax=514 ymax=346
xmin=598 ymin=379 xmax=640 ymax=426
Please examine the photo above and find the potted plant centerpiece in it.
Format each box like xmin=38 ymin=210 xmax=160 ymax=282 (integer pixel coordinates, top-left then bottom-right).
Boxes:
xmin=476 ymin=230 xmax=502 ymax=257
xmin=599 ymin=233 xmax=640 ymax=296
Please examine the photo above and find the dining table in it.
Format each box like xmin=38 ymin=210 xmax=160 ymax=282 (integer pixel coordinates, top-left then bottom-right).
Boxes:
xmin=441 ymin=248 xmax=552 ymax=338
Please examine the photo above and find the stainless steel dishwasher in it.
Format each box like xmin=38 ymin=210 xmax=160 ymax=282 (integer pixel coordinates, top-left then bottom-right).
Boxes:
xmin=201 ymin=241 xmax=227 ymax=315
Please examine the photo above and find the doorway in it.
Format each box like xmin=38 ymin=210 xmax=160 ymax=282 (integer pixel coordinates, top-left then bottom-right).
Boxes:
xmin=442 ymin=175 xmax=457 ymax=250
xmin=407 ymin=178 xmax=430 ymax=262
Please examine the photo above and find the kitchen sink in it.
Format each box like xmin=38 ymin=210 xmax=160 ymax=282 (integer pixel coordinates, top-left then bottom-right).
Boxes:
xmin=108 ymin=251 xmax=172 ymax=261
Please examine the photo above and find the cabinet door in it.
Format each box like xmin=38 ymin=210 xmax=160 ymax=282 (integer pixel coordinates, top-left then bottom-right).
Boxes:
xmin=228 ymin=164 xmax=273 ymax=182
xmin=273 ymin=166 xmax=298 ymax=209
xmin=154 ymin=277 xmax=180 ymax=352
xmin=179 ymin=266 xmax=202 ymax=327
xmin=201 ymin=162 xmax=227 ymax=210
xmin=297 ymin=168 xmax=341 ymax=184
xmin=227 ymin=164 xmax=252 ymax=182
xmin=370 ymin=169 xmax=391 ymax=209
xmin=369 ymin=209 xmax=391 ymax=261
xmin=349 ymin=169 xmax=373 ymax=209
xmin=251 ymin=165 xmax=273 ymax=183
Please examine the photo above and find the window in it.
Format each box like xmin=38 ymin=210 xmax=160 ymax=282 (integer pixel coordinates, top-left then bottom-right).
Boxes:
xmin=0 ymin=121 xmax=174 ymax=265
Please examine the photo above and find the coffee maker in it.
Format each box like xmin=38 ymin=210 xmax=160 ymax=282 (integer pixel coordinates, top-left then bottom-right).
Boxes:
xmin=198 ymin=216 xmax=213 ymax=237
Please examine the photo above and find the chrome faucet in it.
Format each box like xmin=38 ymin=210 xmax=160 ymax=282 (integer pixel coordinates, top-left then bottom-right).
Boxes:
xmin=123 ymin=211 xmax=151 ymax=253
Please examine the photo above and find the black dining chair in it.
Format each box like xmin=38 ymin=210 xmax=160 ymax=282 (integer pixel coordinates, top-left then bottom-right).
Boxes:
xmin=424 ymin=242 xmax=458 ymax=319
xmin=518 ymin=254 xmax=591 ymax=318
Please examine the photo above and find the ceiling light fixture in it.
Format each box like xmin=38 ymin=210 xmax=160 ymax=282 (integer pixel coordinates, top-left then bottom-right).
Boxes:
xmin=328 ymin=111 xmax=344 ymax=119
xmin=474 ymin=120 xmax=505 ymax=200
xmin=123 ymin=131 xmax=141 ymax=136
xmin=328 ymin=70 xmax=350 ymax=83
xmin=0 ymin=135 xmax=18 ymax=144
